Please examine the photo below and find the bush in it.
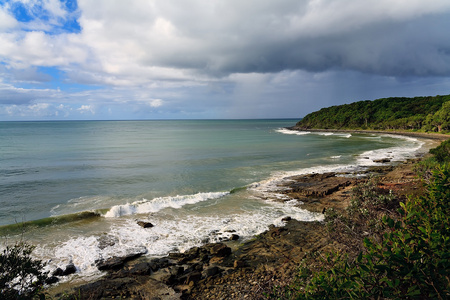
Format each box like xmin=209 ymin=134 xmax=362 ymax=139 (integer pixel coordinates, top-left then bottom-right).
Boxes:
xmin=325 ymin=177 xmax=399 ymax=255
xmin=429 ymin=139 xmax=450 ymax=163
xmin=271 ymin=166 xmax=450 ymax=299
xmin=0 ymin=242 xmax=49 ymax=299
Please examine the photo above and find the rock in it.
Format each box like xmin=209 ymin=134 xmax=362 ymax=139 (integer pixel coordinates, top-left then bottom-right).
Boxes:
xmin=209 ymin=256 xmax=225 ymax=265
xmin=62 ymin=263 xmax=77 ymax=276
xmin=96 ymin=252 xmax=145 ymax=271
xmin=97 ymin=257 xmax=127 ymax=271
xmin=180 ymin=272 xmax=202 ymax=285
xmin=97 ymin=235 xmax=118 ymax=249
xmin=285 ymin=173 xmax=352 ymax=197
xmin=202 ymin=266 xmax=221 ymax=278
xmin=230 ymin=234 xmax=240 ymax=241
xmin=233 ymin=259 xmax=246 ymax=269
xmin=46 ymin=276 xmax=59 ymax=285
xmin=127 ymin=262 xmax=153 ymax=276
xmin=137 ymin=220 xmax=154 ymax=228
xmin=146 ymin=257 xmax=173 ymax=274
xmin=151 ymin=268 xmax=178 ymax=285
xmin=373 ymin=158 xmax=391 ymax=163
xmin=367 ymin=165 xmax=395 ymax=173
xmin=52 ymin=264 xmax=76 ymax=276
xmin=208 ymin=243 xmax=231 ymax=257
xmin=52 ymin=267 xmax=64 ymax=276
xmin=169 ymin=266 xmax=184 ymax=276
xmin=281 ymin=216 xmax=292 ymax=222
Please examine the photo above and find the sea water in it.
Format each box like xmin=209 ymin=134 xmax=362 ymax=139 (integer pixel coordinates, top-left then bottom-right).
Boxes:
xmin=0 ymin=120 xmax=428 ymax=283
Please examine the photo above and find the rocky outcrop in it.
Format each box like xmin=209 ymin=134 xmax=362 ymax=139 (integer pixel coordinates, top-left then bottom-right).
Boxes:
xmin=58 ymin=161 xmax=420 ymax=299
xmin=64 ymin=220 xmax=328 ymax=300
xmin=278 ymin=172 xmax=359 ymax=213
xmin=96 ymin=250 xmax=148 ymax=271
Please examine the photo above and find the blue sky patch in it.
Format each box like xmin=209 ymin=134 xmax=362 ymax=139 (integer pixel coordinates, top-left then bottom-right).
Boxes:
xmin=5 ymin=0 xmax=81 ymax=34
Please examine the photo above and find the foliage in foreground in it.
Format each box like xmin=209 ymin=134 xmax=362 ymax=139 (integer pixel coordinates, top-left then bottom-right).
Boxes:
xmin=0 ymin=242 xmax=48 ymax=299
xmin=430 ymin=139 xmax=450 ymax=163
xmin=269 ymin=163 xmax=450 ymax=299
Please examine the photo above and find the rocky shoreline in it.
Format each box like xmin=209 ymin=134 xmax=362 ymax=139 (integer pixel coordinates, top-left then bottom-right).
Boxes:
xmin=51 ymin=152 xmax=424 ymax=299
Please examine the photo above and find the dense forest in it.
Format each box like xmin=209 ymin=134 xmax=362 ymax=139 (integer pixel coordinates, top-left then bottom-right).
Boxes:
xmin=296 ymin=94 xmax=450 ymax=132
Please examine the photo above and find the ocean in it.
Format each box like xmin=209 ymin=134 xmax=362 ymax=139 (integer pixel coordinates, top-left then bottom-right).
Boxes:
xmin=0 ymin=119 xmax=428 ymax=283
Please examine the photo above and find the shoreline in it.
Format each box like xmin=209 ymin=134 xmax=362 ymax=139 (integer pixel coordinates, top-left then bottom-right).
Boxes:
xmin=56 ymin=161 xmax=421 ymax=299
xmin=52 ymin=132 xmax=438 ymax=299
xmin=288 ymin=126 xmax=450 ymax=141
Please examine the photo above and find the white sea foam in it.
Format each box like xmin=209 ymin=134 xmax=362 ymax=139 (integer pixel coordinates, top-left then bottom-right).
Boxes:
xmin=104 ymin=192 xmax=229 ymax=218
xmin=39 ymin=198 xmax=323 ymax=282
xmin=249 ymin=133 xmax=425 ymax=199
xmin=275 ymin=128 xmax=310 ymax=135
xmin=356 ymin=134 xmax=424 ymax=166
xmin=276 ymin=128 xmax=353 ymax=138
xmin=33 ymin=130 xmax=428 ymax=283
xmin=315 ymin=132 xmax=334 ymax=136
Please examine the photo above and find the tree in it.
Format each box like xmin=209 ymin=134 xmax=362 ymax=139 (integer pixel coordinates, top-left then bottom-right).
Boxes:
xmin=0 ymin=242 xmax=49 ymax=299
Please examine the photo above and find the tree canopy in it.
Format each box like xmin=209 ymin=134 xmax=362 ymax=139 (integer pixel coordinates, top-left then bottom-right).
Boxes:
xmin=296 ymin=94 xmax=450 ymax=132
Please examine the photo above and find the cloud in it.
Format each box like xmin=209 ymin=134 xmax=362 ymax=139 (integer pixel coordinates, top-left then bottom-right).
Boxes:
xmin=0 ymin=5 xmax=18 ymax=30
xmin=77 ymin=104 xmax=94 ymax=114
xmin=148 ymin=99 xmax=163 ymax=108
xmin=1 ymin=1 xmax=450 ymax=120
xmin=3 ymin=0 xmax=450 ymax=80
xmin=0 ymin=81 xmax=55 ymax=104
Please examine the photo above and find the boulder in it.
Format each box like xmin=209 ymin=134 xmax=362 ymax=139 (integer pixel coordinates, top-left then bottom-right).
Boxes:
xmin=96 ymin=252 xmax=145 ymax=271
xmin=208 ymin=243 xmax=231 ymax=257
xmin=52 ymin=263 xmax=77 ymax=276
xmin=46 ymin=276 xmax=59 ymax=285
xmin=373 ymin=158 xmax=391 ymax=163
xmin=137 ymin=221 xmax=154 ymax=228
xmin=62 ymin=263 xmax=77 ymax=276
xmin=230 ymin=234 xmax=240 ymax=241
xmin=52 ymin=267 xmax=64 ymax=277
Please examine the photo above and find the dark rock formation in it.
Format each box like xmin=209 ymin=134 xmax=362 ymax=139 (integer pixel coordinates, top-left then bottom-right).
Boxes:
xmin=96 ymin=252 xmax=146 ymax=271
xmin=373 ymin=158 xmax=391 ymax=163
xmin=56 ymin=162 xmax=420 ymax=299
xmin=137 ymin=220 xmax=154 ymax=228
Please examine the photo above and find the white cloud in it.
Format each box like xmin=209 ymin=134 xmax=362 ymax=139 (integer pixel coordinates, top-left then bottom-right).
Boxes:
xmin=2 ymin=0 xmax=450 ymax=80
xmin=149 ymin=99 xmax=163 ymax=107
xmin=77 ymin=104 xmax=95 ymax=114
xmin=2 ymin=0 xmax=450 ymax=120
xmin=0 ymin=6 xmax=18 ymax=30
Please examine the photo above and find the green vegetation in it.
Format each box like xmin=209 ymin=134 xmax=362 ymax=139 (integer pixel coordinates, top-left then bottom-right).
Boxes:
xmin=430 ymin=139 xmax=450 ymax=163
xmin=268 ymin=143 xmax=450 ymax=299
xmin=0 ymin=242 xmax=49 ymax=299
xmin=296 ymin=94 xmax=450 ymax=132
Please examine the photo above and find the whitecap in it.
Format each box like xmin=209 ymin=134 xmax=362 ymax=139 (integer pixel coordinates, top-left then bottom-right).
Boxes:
xmin=274 ymin=128 xmax=310 ymax=135
xmin=104 ymin=192 xmax=229 ymax=218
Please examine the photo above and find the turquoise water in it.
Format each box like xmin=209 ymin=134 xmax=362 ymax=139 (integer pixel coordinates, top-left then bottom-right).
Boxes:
xmin=0 ymin=120 xmax=426 ymax=282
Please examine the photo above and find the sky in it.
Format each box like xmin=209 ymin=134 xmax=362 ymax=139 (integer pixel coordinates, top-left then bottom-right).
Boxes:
xmin=1 ymin=0 xmax=450 ymax=120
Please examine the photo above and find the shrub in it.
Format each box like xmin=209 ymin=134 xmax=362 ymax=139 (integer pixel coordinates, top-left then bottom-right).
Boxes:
xmin=429 ymin=139 xmax=450 ymax=163
xmin=271 ymin=166 xmax=450 ymax=299
xmin=0 ymin=242 xmax=49 ymax=299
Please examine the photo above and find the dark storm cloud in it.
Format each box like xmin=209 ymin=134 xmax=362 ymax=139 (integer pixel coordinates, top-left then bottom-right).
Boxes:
xmin=2 ymin=0 xmax=450 ymax=120
xmin=153 ymin=9 xmax=450 ymax=78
